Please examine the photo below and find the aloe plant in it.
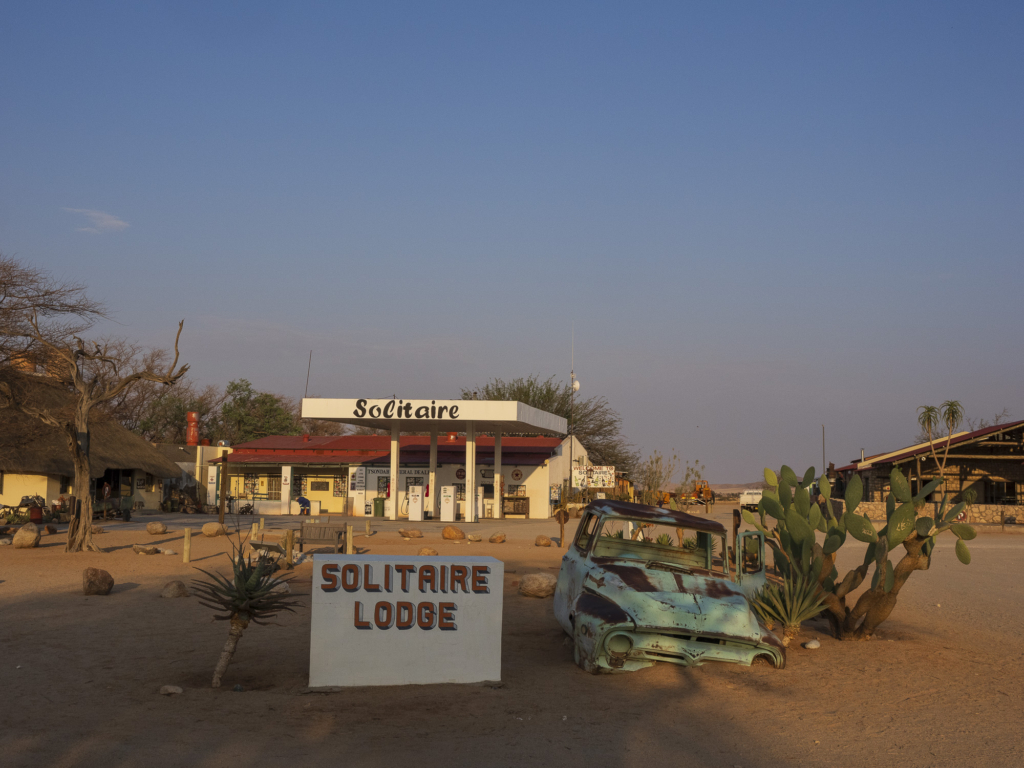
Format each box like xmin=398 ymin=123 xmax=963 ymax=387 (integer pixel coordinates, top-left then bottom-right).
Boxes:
xmin=192 ymin=538 xmax=300 ymax=687
xmin=751 ymin=573 xmax=825 ymax=645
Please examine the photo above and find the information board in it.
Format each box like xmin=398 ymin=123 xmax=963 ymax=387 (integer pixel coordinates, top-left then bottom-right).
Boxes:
xmin=310 ymin=555 xmax=504 ymax=687
xmin=571 ymin=465 xmax=616 ymax=488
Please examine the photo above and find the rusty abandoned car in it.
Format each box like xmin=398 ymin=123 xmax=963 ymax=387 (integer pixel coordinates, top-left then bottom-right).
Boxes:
xmin=554 ymin=499 xmax=786 ymax=673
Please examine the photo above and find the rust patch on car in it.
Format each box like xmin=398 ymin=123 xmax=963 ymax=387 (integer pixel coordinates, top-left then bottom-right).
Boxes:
xmin=595 ymin=563 xmax=657 ymax=592
xmin=701 ymin=579 xmax=742 ymax=599
xmin=575 ymin=591 xmax=632 ymax=626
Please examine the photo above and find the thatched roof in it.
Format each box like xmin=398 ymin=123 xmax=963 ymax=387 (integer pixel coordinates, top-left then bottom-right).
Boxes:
xmin=0 ymin=369 xmax=182 ymax=479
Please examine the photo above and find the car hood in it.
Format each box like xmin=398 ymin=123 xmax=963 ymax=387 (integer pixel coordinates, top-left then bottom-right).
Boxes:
xmin=585 ymin=558 xmax=765 ymax=643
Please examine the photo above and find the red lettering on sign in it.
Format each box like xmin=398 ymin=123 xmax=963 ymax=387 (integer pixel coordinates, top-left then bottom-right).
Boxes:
xmin=419 ymin=565 xmax=436 ymax=593
xmin=439 ymin=602 xmax=457 ymax=630
xmin=321 ymin=564 xmax=340 ymax=592
xmin=396 ymin=564 xmax=415 ymax=592
xmin=396 ymin=601 xmax=415 ymax=629
xmin=364 ymin=564 xmax=381 ymax=592
xmin=342 ymin=564 xmax=360 ymax=591
xmin=451 ymin=565 xmax=469 ymax=593
xmin=354 ymin=601 xmax=371 ymax=629
xmin=374 ymin=601 xmax=394 ymax=629
xmin=417 ymin=602 xmax=436 ymax=629
xmin=440 ymin=565 xmax=448 ymax=593
xmin=472 ymin=565 xmax=490 ymax=593
xmin=384 ymin=564 xmax=392 ymax=592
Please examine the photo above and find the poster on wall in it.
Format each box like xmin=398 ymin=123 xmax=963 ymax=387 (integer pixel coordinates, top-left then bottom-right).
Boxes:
xmin=351 ymin=467 xmax=365 ymax=492
xmin=571 ymin=466 xmax=616 ymax=489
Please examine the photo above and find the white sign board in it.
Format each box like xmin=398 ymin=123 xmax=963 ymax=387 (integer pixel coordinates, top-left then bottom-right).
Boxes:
xmin=572 ymin=466 xmax=616 ymax=488
xmin=310 ymin=555 xmax=504 ymax=687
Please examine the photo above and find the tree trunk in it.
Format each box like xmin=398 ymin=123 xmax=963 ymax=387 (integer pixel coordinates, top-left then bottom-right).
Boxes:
xmin=65 ymin=409 xmax=101 ymax=553
xmin=212 ymin=616 xmax=249 ymax=688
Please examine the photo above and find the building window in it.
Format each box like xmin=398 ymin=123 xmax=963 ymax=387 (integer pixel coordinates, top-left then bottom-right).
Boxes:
xmin=60 ymin=476 xmax=71 ymax=494
xmin=146 ymin=473 xmax=156 ymax=492
xmin=333 ymin=474 xmax=348 ymax=497
xmin=986 ymin=481 xmax=1016 ymax=504
xmin=310 ymin=480 xmax=330 ymax=492
xmin=267 ymin=476 xmax=282 ymax=501
xmin=455 ymin=483 xmax=465 ymax=501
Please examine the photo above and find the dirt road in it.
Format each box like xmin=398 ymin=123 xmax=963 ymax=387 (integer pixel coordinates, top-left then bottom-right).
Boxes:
xmin=1 ymin=516 xmax=1020 ymax=768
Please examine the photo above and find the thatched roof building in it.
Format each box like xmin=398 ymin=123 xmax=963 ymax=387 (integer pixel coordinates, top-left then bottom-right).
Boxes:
xmin=0 ymin=369 xmax=180 ymax=479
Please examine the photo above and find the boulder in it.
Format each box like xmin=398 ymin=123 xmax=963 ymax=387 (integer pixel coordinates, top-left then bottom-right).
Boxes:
xmin=159 ymin=685 xmax=183 ymax=695
xmin=160 ymin=580 xmax=190 ymax=598
xmin=398 ymin=528 xmax=424 ymax=538
xmin=92 ymin=526 xmax=105 ymax=534
xmin=146 ymin=521 xmax=168 ymax=535
xmin=133 ymin=544 xmax=161 ymax=555
xmin=489 ymin=532 xmax=507 ymax=544
xmin=161 ymin=549 xmax=177 ymax=555
xmin=442 ymin=525 xmax=465 ymax=540
xmin=519 ymin=572 xmax=558 ymax=598
xmin=467 ymin=534 xmax=482 ymax=542
xmin=418 ymin=547 xmax=438 ymax=556
xmin=44 ymin=524 xmax=58 ymax=535
xmin=12 ymin=523 xmax=41 ymax=549
xmin=202 ymin=522 xmax=228 ymax=538
xmin=535 ymin=535 xmax=553 ymax=548
xmin=0 ymin=537 xmax=12 ymax=546
xmin=83 ymin=567 xmax=114 ymax=596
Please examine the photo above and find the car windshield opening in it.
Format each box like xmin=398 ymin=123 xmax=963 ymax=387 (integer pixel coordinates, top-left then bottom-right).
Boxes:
xmin=593 ymin=517 xmax=729 ymax=575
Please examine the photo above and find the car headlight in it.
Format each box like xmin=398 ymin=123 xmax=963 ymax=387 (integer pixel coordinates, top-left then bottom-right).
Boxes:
xmin=606 ymin=633 xmax=633 ymax=657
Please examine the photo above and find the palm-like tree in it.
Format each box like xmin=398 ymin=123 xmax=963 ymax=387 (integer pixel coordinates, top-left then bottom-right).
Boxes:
xmin=917 ymin=400 xmax=965 ymax=485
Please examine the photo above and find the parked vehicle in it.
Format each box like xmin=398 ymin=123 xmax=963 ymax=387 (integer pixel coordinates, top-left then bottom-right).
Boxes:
xmin=554 ymin=499 xmax=785 ymax=673
xmin=739 ymin=489 xmax=763 ymax=512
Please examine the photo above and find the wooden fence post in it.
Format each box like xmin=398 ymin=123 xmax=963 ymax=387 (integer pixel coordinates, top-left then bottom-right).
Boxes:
xmin=364 ymin=518 xmax=371 ymax=536
xmin=346 ymin=524 xmax=354 ymax=555
xmin=285 ymin=529 xmax=294 ymax=568
xmin=183 ymin=528 xmax=191 ymax=564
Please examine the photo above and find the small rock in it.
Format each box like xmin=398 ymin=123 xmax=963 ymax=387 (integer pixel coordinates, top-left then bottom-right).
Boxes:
xmin=271 ymin=582 xmax=291 ymax=594
xmin=0 ymin=537 xmax=11 ymax=546
xmin=442 ymin=525 xmax=465 ymax=540
xmin=45 ymin=524 xmax=58 ymax=535
xmin=92 ymin=526 xmax=105 ymax=534
xmin=83 ymin=567 xmax=114 ymax=596
xmin=535 ymin=535 xmax=552 ymax=547
xmin=160 ymin=580 xmax=190 ymax=598
xmin=519 ymin=572 xmax=558 ymax=598
xmin=467 ymin=534 xmax=482 ymax=542
xmin=489 ymin=532 xmax=507 ymax=544
xmin=418 ymin=547 xmax=438 ymax=556
xmin=202 ymin=522 xmax=228 ymax=538
xmin=133 ymin=544 xmax=161 ymax=555
xmin=398 ymin=528 xmax=423 ymax=538
xmin=803 ymin=639 xmax=821 ymax=650
xmin=146 ymin=521 xmax=168 ymax=535
xmin=12 ymin=522 xmax=41 ymax=549
xmin=159 ymin=685 xmax=183 ymax=695
xmin=161 ymin=549 xmax=177 ymax=555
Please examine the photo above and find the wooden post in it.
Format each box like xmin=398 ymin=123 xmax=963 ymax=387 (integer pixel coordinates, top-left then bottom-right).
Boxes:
xmin=346 ymin=524 xmax=354 ymax=555
xmin=259 ymin=516 xmax=265 ymax=531
xmin=250 ymin=522 xmax=258 ymax=541
xmin=285 ymin=529 xmax=294 ymax=568
xmin=560 ymin=516 xmax=565 ymax=549
xmin=364 ymin=518 xmax=371 ymax=536
xmin=183 ymin=528 xmax=191 ymax=564
xmin=218 ymin=455 xmax=230 ymax=524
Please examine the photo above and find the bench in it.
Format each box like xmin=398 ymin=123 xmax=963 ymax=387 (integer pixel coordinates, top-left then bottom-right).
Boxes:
xmin=298 ymin=522 xmax=346 ymax=553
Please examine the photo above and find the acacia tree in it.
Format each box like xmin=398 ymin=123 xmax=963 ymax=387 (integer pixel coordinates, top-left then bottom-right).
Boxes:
xmin=634 ymin=450 xmax=678 ymax=506
xmin=21 ymin=316 xmax=188 ymax=552
xmin=461 ymin=375 xmax=640 ymax=476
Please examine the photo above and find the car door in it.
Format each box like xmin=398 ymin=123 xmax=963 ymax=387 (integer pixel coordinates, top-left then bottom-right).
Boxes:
xmin=734 ymin=530 xmax=766 ymax=597
xmin=553 ymin=512 xmax=598 ymax=634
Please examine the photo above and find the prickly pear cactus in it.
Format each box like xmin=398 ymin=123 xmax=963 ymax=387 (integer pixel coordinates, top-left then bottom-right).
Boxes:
xmin=742 ymin=464 xmax=974 ymax=640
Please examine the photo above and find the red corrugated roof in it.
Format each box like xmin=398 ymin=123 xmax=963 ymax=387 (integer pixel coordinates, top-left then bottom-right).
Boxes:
xmin=212 ymin=434 xmax=564 ymax=466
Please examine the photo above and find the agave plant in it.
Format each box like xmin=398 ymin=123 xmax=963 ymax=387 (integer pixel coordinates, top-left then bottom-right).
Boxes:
xmin=192 ymin=540 xmax=300 ymax=688
xmin=750 ymin=573 xmax=825 ymax=646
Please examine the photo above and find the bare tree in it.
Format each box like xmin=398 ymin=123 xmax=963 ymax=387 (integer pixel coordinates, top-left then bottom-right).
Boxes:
xmin=16 ymin=315 xmax=188 ymax=552
xmin=634 ymin=450 xmax=678 ymax=506
xmin=0 ymin=254 xmax=104 ymax=367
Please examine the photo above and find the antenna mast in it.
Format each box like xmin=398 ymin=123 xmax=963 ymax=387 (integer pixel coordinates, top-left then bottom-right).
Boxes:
xmin=304 ymin=350 xmax=313 ymax=399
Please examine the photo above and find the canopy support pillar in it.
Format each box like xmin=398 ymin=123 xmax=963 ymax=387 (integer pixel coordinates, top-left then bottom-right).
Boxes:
xmin=389 ymin=425 xmax=399 ymax=520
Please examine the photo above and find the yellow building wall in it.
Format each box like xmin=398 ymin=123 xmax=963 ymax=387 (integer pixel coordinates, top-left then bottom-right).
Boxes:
xmin=0 ymin=473 xmax=51 ymax=507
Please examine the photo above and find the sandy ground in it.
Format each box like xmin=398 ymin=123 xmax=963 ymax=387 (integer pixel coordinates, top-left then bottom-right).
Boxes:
xmin=1 ymin=512 xmax=1021 ymax=768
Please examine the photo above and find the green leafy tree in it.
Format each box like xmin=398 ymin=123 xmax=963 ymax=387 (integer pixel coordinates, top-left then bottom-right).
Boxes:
xmin=461 ymin=375 xmax=639 ymax=476
xmin=217 ymin=379 xmax=301 ymax=444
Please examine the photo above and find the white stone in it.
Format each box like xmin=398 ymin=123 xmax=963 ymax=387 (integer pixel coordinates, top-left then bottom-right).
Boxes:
xmin=159 ymin=685 xmax=183 ymax=695
xmin=519 ymin=572 xmax=557 ymax=598
xmin=803 ymin=639 xmax=821 ymax=650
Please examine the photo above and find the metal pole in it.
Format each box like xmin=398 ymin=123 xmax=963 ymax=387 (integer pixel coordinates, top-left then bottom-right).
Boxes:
xmin=218 ymin=454 xmax=229 ymax=524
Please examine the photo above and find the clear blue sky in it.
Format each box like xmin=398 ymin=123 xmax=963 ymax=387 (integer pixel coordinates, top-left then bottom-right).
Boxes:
xmin=2 ymin=1 xmax=1021 ymax=481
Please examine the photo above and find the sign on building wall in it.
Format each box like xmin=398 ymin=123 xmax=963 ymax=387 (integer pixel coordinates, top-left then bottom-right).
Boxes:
xmin=310 ymin=554 xmax=504 ymax=687
xmin=350 ymin=467 xmax=365 ymax=493
xmin=571 ymin=466 xmax=616 ymax=489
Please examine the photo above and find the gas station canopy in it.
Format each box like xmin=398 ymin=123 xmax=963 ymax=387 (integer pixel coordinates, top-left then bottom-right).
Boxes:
xmin=300 ymin=398 xmax=567 ymax=436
